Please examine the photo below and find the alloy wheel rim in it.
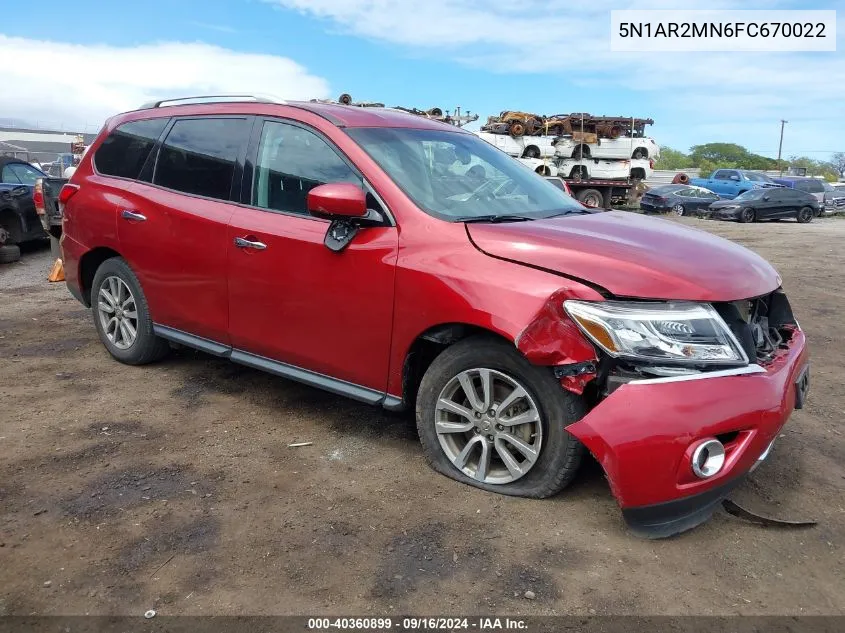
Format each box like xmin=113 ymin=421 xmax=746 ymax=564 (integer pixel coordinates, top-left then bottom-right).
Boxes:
xmin=672 ymin=204 xmax=684 ymax=215
xmin=435 ymin=368 xmax=543 ymax=484
xmin=97 ymin=276 xmax=138 ymax=350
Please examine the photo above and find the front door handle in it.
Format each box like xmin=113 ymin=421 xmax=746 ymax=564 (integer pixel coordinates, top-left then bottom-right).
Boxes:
xmin=121 ymin=209 xmax=147 ymax=222
xmin=234 ymin=236 xmax=267 ymax=250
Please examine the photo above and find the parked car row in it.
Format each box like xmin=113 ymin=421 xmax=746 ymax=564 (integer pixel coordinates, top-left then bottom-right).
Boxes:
xmin=641 ymin=183 xmax=822 ymax=223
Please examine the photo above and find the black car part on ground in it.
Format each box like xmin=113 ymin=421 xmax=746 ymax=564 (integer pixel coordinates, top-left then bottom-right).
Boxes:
xmin=722 ymin=499 xmax=816 ymax=529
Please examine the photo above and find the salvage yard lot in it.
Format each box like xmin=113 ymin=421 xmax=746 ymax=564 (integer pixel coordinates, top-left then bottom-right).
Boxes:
xmin=1 ymin=218 xmax=843 ymax=616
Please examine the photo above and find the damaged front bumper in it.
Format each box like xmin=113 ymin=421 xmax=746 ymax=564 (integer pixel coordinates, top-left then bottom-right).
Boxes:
xmin=565 ymin=328 xmax=809 ymax=538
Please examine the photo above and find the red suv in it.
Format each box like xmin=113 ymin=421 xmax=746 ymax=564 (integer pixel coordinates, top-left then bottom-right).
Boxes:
xmin=60 ymin=97 xmax=809 ymax=537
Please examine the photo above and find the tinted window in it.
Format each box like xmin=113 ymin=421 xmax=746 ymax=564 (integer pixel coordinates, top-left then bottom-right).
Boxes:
xmin=648 ymin=185 xmax=683 ymax=195
xmin=796 ymin=179 xmax=824 ymax=193
xmin=714 ymin=170 xmax=737 ymax=180
xmin=154 ymin=118 xmax=248 ymax=201
xmin=94 ymin=118 xmax=168 ymax=179
xmin=252 ymin=120 xmax=360 ymax=214
xmin=735 ymin=189 xmax=766 ymax=201
xmin=5 ymin=163 xmax=44 ymax=185
xmin=744 ymin=172 xmax=773 ymax=183
xmin=1 ymin=165 xmax=21 ymax=183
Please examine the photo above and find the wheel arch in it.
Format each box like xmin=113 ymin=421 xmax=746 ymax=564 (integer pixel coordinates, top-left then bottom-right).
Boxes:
xmin=397 ymin=323 xmax=515 ymax=411
xmin=78 ymin=246 xmax=123 ymax=307
xmin=522 ymin=145 xmax=541 ymax=159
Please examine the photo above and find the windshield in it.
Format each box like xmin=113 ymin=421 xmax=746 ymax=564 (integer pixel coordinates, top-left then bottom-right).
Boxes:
xmin=744 ymin=172 xmax=774 ymax=183
xmin=735 ymin=189 xmax=767 ymax=200
xmin=345 ymin=127 xmax=585 ymax=221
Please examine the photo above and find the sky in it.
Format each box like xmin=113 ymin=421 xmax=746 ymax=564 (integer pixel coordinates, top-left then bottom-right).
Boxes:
xmin=0 ymin=0 xmax=842 ymax=160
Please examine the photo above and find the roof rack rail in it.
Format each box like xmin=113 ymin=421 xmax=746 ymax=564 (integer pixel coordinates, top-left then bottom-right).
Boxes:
xmin=139 ymin=95 xmax=285 ymax=109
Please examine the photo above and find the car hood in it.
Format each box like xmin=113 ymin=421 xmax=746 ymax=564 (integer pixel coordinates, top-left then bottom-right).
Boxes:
xmin=709 ymin=199 xmax=743 ymax=209
xmin=466 ymin=211 xmax=781 ymax=301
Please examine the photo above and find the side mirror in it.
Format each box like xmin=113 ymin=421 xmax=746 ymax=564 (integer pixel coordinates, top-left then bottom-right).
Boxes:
xmin=307 ymin=183 xmax=367 ymax=219
xmin=307 ymin=183 xmax=368 ymax=252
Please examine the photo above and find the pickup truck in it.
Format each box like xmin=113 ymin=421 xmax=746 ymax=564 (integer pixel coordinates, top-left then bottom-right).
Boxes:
xmin=519 ymin=157 xmax=642 ymax=208
xmin=0 ymin=157 xmax=51 ymax=263
xmin=689 ymin=169 xmax=782 ymax=199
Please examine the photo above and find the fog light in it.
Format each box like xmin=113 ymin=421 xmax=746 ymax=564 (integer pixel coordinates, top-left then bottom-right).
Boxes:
xmin=691 ymin=439 xmax=726 ymax=479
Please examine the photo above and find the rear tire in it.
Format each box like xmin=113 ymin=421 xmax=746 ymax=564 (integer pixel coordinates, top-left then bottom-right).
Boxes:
xmin=632 ymin=148 xmax=647 ymax=160
xmin=415 ymin=336 xmax=585 ymax=498
xmin=671 ymin=204 xmax=685 ymax=216
xmin=576 ymin=188 xmax=603 ymax=208
xmin=522 ymin=146 xmax=540 ymax=159
xmin=797 ymin=206 xmax=813 ymax=223
xmin=0 ymin=244 xmax=21 ymax=264
xmin=91 ymin=257 xmax=170 ymax=365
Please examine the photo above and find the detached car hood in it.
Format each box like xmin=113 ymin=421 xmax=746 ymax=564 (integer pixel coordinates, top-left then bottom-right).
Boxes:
xmin=467 ymin=211 xmax=780 ymax=301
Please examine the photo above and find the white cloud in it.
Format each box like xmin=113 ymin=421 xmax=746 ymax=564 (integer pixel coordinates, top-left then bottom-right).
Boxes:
xmin=0 ymin=36 xmax=330 ymax=132
xmin=272 ymin=0 xmax=845 ymax=157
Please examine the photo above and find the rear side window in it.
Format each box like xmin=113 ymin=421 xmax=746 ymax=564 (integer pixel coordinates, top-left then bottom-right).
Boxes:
xmin=94 ymin=118 xmax=168 ymax=179
xmin=796 ymin=179 xmax=824 ymax=193
xmin=154 ymin=118 xmax=248 ymax=201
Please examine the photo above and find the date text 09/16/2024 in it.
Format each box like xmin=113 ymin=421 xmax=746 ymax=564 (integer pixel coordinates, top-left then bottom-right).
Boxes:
xmin=307 ymin=617 xmax=528 ymax=630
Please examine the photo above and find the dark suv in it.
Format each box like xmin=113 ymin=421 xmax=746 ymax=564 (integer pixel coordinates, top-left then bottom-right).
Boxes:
xmin=59 ymin=96 xmax=809 ymax=537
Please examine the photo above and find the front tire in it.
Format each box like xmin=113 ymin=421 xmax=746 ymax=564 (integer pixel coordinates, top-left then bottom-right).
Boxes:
xmin=91 ymin=257 xmax=170 ymax=365
xmin=415 ymin=337 xmax=585 ymax=498
xmin=738 ymin=207 xmax=756 ymax=223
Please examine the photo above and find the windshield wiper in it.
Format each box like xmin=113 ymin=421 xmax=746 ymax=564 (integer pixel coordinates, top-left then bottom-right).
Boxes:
xmin=543 ymin=209 xmax=593 ymax=218
xmin=454 ymin=214 xmax=535 ymax=223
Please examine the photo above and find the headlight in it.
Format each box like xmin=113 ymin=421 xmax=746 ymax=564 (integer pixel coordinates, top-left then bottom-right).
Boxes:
xmin=563 ymin=300 xmax=748 ymax=365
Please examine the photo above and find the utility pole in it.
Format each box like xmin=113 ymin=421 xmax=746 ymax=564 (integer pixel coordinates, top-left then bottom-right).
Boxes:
xmin=777 ymin=119 xmax=788 ymax=175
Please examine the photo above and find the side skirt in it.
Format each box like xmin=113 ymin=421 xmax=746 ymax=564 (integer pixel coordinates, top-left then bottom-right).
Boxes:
xmin=153 ymin=324 xmax=397 ymax=408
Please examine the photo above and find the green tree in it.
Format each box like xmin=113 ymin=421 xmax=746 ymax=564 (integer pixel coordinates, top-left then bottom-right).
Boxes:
xmin=653 ymin=147 xmax=692 ymax=170
xmin=688 ymin=143 xmax=776 ymax=170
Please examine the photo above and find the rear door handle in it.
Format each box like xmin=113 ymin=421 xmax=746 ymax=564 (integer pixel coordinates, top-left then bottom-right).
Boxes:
xmin=121 ymin=209 xmax=147 ymax=222
xmin=234 ymin=236 xmax=267 ymax=250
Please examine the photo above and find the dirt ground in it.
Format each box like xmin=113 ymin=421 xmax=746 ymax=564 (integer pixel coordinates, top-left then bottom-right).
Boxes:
xmin=1 ymin=218 xmax=843 ymax=617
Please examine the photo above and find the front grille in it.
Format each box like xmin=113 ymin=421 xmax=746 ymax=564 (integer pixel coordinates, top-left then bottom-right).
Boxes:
xmin=713 ymin=291 xmax=797 ymax=364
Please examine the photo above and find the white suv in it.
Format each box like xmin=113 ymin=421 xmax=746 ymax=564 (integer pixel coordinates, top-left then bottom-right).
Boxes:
xmin=475 ymin=131 xmax=556 ymax=159
xmin=554 ymin=136 xmax=660 ymax=161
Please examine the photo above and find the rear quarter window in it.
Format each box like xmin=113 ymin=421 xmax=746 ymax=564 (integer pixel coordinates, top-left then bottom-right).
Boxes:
xmin=94 ymin=118 xmax=169 ymax=180
xmin=153 ymin=117 xmax=248 ymax=201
